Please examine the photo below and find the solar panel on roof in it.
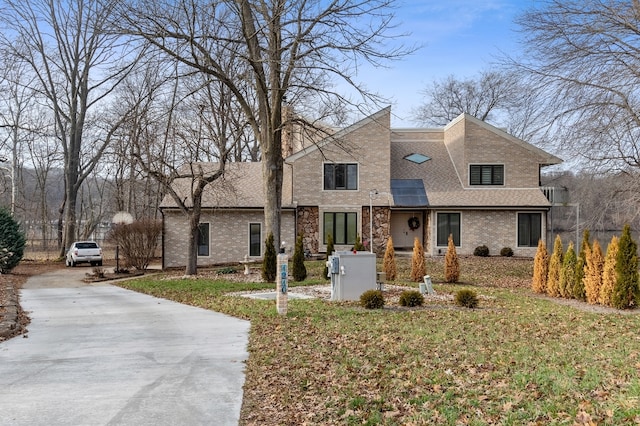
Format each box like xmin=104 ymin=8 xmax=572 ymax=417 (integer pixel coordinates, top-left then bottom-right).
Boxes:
xmin=390 ymin=179 xmax=428 ymax=207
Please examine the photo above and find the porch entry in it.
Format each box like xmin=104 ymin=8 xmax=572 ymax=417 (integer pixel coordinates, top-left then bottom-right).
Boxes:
xmin=390 ymin=211 xmax=424 ymax=250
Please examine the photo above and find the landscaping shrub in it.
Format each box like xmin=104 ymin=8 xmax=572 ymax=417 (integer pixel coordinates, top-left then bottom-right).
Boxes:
xmin=532 ymin=239 xmax=549 ymax=294
xmin=323 ymin=234 xmax=334 ymax=280
xmin=410 ymin=237 xmax=426 ymax=282
xmin=444 ymin=234 xmax=459 ymax=283
xmin=583 ymin=240 xmax=604 ymax=304
xmin=0 ymin=208 xmax=25 ymax=274
xmin=217 ymin=266 xmax=237 ymax=274
xmin=351 ymin=234 xmax=365 ymax=251
xmin=473 ymin=245 xmax=490 ymax=257
xmin=106 ymin=219 xmax=162 ymax=271
xmin=500 ymin=247 xmax=513 ymax=257
xmin=360 ymin=289 xmax=385 ymax=309
xmin=455 ymin=289 xmax=479 ymax=309
xmin=399 ymin=290 xmax=424 ymax=307
xmin=559 ymin=242 xmax=577 ymax=299
xmin=612 ymin=224 xmax=640 ymax=309
xmin=600 ymin=235 xmax=619 ymax=307
xmin=262 ymin=232 xmax=277 ymax=282
xmin=546 ymin=235 xmax=563 ymax=297
xmin=292 ymin=234 xmax=307 ymax=281
xmin=574 ymin=230 xmax=590 ymax=301
xmin=383 ymin=236 xmax=397 ymax=281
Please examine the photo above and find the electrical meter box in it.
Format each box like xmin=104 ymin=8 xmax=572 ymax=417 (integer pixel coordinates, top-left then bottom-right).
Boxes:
xmin=327 ymin=251 xmax=377 ymax=301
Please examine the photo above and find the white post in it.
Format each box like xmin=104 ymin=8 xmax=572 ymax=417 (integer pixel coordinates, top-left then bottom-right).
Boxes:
xmin=276 ymin=253 xmax=288 ymax=315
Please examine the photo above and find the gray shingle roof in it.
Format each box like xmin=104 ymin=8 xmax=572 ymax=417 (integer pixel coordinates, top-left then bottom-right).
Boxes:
xmin=160 ymin=162 xmax=293 ymax=209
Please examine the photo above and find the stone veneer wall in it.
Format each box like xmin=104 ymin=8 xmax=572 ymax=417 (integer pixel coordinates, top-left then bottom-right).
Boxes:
xmin=362 ymin=206 xmax=391 ymax=256
xmin=296 ymin=206 xmax=319 ymax=253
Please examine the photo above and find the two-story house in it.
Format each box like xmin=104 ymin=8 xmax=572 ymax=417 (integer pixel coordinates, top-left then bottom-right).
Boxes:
xmin=160 ymin=107 xmax=561 ymax=268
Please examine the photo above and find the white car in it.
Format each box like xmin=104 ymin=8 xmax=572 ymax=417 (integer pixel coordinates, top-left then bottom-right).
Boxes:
xmin=66 ymin=241 xmax=103 ymax=267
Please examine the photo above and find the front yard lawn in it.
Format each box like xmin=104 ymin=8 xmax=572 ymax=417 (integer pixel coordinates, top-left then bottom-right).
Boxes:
xmin=116 ymin=256 xmax=640 ymax=425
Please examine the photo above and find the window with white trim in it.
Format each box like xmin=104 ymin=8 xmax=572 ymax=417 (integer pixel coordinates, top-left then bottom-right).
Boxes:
xmin=323 ymin=212 xmax=357 ymax=245
xmin=249 ymin=223 xmax=261 ymax=257
xmin=437 ymin=212 xmax=460 ymax=246
xmin=324 ymin=163 xmax=358 ymax=190
xmin=518 ymin=213 xmax=542 ymax=247
xmin=470 ymin=164 xmax=504 ymax=185
xmin=198 ymin=223 xmax=210 ymax=256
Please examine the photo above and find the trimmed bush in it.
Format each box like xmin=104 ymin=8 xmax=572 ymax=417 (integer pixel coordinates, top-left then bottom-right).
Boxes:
xmin=559 ymin=242 xmax=577 ymax=299
xmin=546 ymin=235 xmax=563 ymax=297
xmin=600 ymin=236 xmax=619 ymax=307
xmin=323 ymin=234 xmax=334 ymax=280
xmin=574 ymin=230 xmax=590 ymax=301
xmin=292 ymin=234 xmax=307 ymax=281
xmin=410 ymin=237 xmax=426 ymax=282
xmin=500 ymin=247 xmax=514 ymax=257
xmin=383 ymin=236 xmax=397 ymax=281
xmin=583 ymin=240 xmax=604 ymax=304
xmin=0 ymin=208 xmax=25 ymax=274
xmin=455 ymin=289 xmax=479 ymax=309
xmin=360 ymin=290 xmax=385 ymax=309
xmin=399 ymin=290 xmax=424 ymax=307
xmin=532 ymin=239 xmax=549 ymax=294
xmin=473 ymin=245 xmax=490 ymax=257
xmin=262 ymin=232 xmax=277 ymax=282
xmin=444 ymin=234 xmax=460 ymax=283
xmin=612 ymin=224 xmax=640 ymax=309
xmin=352 ymin=234 xmax=365 ymax=251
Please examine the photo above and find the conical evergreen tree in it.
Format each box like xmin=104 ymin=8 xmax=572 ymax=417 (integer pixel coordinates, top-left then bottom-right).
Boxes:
xmin=532 ymin=239 xmax=549 ymax=294
xmin=352 ymin=234 xmax=365 ymax=251
xmin=600 ymin=236 xmax=619 ymax=307
xmin=574 ymin=229 xmax=590 ymax=301
xmin=262 ymin=232 xmax=277 ymax=282
xmin=0 ymin=208 xmax=25 ymax=274
xmin=584 ymin=240 xmax=604 ymax=304
xmin=292 ymin=234 xmax=307 ymax=281
xmin=444 ymin=234 xmax=460 ymax=283
xmin=323 ymin=234 xmax=334 ymax=280
xmin=383 ymin=236 xmax=397 ymax=281
xmin=559 ymin=242 xmax=577 ymax=299
xmin=410 ymin=237 xmax=426 ymax=282
xmin=612 ymin=224 xmax=640 ymax=309
xmin=546 ymin=235 xmax=564 ymax=297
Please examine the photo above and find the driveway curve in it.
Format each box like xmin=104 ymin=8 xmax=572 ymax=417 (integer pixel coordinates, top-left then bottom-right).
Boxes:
xmin=0 ymin=268 xmax=249 ymax=426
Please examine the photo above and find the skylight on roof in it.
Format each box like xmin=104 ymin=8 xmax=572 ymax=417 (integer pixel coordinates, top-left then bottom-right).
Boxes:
xmin=403 ymin=153 xmax=431 ymax=164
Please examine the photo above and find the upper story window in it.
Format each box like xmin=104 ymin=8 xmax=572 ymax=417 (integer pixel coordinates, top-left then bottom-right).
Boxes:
xmin=324 ymin=163 xmax=358 ymax=190
xmin=470 ymin=164 xmax=504 ymax=185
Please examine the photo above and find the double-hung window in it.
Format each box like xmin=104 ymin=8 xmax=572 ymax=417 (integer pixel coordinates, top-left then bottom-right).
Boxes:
xmin=198 ymin=223 xmax=210 ymax=256
xmin=518 ymin=213 xmax=542 ymax=247
xmin=324 ymin=163 xmax=358 ymax=190
xmin=323 ymin=212 xmax=357 ymax=245
xmin=470 ymin=164 xmax=504 ymax=185
xmin=437 ymin=213 xmax=460 ymax=246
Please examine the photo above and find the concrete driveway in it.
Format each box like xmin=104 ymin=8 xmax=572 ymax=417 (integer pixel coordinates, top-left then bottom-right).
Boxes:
xmin=0 ymin=268 xmax=249 ymax=426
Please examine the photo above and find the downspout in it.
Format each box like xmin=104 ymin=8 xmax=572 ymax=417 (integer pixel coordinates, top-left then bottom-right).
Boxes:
xmin=160 ymin=207 xmax=166 ymax=270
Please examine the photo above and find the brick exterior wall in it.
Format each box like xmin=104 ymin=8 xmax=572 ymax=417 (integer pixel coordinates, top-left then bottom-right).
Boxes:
xmin=429 ymin=209 xmax=545 ymax=257
xmin=162 ymin=209 xmax=296 ymax=268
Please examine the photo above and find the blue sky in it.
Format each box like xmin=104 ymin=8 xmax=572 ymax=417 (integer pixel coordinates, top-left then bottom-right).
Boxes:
xmin=363 ymin=0 xmax=534 ymax=127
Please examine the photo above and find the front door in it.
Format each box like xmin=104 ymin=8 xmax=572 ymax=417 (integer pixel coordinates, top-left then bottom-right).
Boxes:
xmin=390 ymin=212 xmax=423 ymax=249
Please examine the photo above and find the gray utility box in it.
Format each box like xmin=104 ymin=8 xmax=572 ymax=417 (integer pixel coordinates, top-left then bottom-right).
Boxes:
xmin=328 ymin=251 xmax=377 ymax=301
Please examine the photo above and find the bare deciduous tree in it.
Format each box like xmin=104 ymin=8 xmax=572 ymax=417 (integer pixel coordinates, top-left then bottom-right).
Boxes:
xmin=0 ymin=0 xmax=139 ymax=255
xmin=116 ymin=0 xmax=413 ymax=250
xmin=411 ymin=69 xmax=543 ymax=140
xmin=511 ymin=0 xmax=640 ymax=171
